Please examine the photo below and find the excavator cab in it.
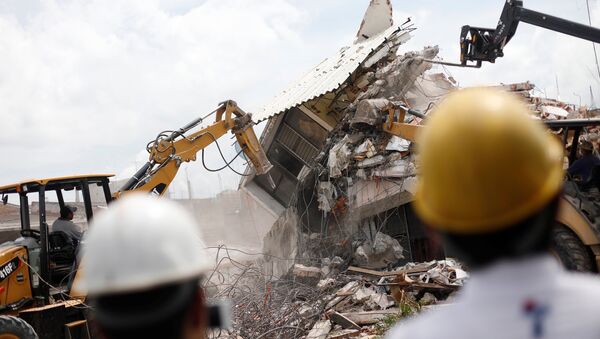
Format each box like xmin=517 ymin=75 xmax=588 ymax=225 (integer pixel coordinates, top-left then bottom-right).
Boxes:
xmin=0 ymin=174 xmax=113 ymax=338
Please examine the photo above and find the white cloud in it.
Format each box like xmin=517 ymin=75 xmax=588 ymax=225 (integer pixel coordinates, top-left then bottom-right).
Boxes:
xmin=0 ymin=0 xmax=311 ymax=197
xmin=2 ymin=0 xmax=599 ymax=200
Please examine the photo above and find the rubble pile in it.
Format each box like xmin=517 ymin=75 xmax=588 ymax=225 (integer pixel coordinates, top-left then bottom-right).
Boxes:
xmin=209 ymin=255 xmax=467 ymax=338
xmin=353 ymin=232 xmax=404 ymax=269
xmin=316 ymin=78 xmax=588 ymax=230
xmin=321 ymin=98 xmax=419 ymax=196
xmin=492 ymin=81 xmax=596 ymax=120
xmin=264 ymin=73 xmax=597 ymax=277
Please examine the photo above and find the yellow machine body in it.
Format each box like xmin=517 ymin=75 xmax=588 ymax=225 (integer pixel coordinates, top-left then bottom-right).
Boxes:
xmin=0 ymin=244 xmax=32 ymax=308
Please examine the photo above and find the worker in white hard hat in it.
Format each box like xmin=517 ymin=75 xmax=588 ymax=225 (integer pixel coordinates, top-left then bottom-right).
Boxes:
xmin=79 ymin=195 xmax=229 ymax=339
xmin=386 ymin=88 xmax=600 ymax=339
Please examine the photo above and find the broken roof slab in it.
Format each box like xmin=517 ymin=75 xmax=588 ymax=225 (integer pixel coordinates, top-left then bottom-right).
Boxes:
xmin=355 ymin=0 xmax=394 ymax=43
xmin=254 ymin=26 xmax=412 ymax=122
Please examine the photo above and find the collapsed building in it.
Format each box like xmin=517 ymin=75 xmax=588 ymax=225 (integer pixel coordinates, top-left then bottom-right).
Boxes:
xmin=237 ymin=0 xmax=455 ymax=277
xmin=255 ymin=45 xmax=455 ymax=277
xmin=239 ymin=0 xmax=595 ymax=278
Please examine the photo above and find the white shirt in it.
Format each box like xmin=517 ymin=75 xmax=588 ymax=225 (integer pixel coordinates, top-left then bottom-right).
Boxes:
xmin=386 ymin=255 xmax=600 ymax=339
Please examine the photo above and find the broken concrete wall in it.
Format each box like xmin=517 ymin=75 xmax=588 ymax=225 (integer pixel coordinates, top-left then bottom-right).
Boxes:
xmin=356 ymin=46 xmax=440 ymax=102
xmin=177 ymin=190 xmax=276 ymax=252
xmin=353 ymin=231 xmax=404 ymax=269
xmin=349 ymin=180 xmax=414 ymax=222
xmin=407 ymin=72 xmax=457 ymax=111
xmin=262 ymin=207 xmax=300 ymax=278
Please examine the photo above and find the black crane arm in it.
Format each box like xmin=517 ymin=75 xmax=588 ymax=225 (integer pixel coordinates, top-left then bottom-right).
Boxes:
xmin=459 ymin=0 xmax=600 ymax=67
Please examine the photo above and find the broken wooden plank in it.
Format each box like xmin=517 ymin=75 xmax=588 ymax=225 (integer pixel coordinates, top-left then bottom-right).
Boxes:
xmin=336 ymin=291 xmax=356 ymax=297
xmin=329 ymin=311 xmax=361 ymax=330
xmin=325 ymin=281 xmax=360 ymax=310
xmin=334 ymin=297 xmax=353 ymax=313
xmin=340 ymin=308 xmax=401 ymax=326
xmin=347 ymin=263 xmax=436 ymax=277
xmin=326 ymin=295 xmax=349 ymax=311
xmin=380 ymin=281 xmax=458 ymax=290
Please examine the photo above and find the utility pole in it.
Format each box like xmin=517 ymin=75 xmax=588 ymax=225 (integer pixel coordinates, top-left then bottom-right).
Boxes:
xmin=574 ymin=92 xmax=582 ymax=106
xmin=586 ymin=0 xmax=600 ymax=80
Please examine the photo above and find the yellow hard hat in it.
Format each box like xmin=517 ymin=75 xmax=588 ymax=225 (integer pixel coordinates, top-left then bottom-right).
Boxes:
xmin=414 ymin=88 xmax=564 ymax=234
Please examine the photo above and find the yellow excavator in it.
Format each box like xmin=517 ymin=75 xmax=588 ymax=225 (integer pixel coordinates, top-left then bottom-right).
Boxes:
xmin=378 ymin=101 xmax=600 ymax=273
xmin=0 ymin=100 xmax=272 ymax=338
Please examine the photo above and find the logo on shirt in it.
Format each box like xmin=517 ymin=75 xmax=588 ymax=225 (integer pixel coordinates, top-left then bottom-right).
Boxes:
xmin=523 ymin=299 xmax=550 ymax=338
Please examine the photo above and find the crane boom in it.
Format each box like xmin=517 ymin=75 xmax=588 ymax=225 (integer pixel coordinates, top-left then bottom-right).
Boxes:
xmin=460 ymin=0 xmax=600 ymax=67
xmin=427 ymin=1 xmax=600 ymax=68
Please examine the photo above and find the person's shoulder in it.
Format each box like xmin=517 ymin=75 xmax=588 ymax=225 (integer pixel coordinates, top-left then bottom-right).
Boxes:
xmin=559 ymin=271 xmax=600 ymax=292
xmin=556 ymin=271 xmax=600 ymax=310
xmin=549 ymin=271 xmax=600 ymax=331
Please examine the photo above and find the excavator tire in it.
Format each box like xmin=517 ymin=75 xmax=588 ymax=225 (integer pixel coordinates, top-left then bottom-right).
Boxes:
xmin=0 ymin=316 xmax=38 ymax=339
xmin=551 ymin=224 xmax=595 ymax=272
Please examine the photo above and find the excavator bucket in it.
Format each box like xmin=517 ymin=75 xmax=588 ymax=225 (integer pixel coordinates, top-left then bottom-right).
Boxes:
xmin=233 ymin=115 xmax=273 ymax=175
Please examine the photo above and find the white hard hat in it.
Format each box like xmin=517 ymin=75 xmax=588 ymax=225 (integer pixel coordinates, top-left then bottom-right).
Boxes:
xmin=80 ymin=194 xmax=212 ymax=297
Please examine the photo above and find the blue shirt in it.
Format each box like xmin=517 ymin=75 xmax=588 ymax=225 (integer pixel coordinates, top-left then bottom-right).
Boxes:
xmin=567 ymin=154 xmax=600 ymax=182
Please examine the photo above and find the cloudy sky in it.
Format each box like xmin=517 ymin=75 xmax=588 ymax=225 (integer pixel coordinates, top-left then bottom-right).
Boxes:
xmin=1 ymin=0 xmax=599 ymax=199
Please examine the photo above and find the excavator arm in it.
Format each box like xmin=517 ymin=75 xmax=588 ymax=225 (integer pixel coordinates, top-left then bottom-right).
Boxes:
xmin=114 ymin=100 xmax=272 ymax=197
xmin=377 ymin=102 xmax=600 ymax=143
xmin=381 ymin=102 xmax=424 ymax=142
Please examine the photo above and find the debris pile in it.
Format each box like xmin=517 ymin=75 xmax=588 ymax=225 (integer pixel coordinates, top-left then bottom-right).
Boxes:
xmin=321 ymin=96 xmax=420 ymax=195
xmin=262 ymin=72 xmax=595 ymax=278
xmin=207 ymin=249 xmax=468 ymax=338
xmin=492 ymin=81 xmax=595 ymax=120
xmin=353 ymin=232 xmax=404 ymax=269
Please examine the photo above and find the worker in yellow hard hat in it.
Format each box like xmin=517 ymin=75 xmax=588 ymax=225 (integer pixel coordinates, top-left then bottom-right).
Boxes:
xmin=386 ymin=88 xmax=600 ymax=339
